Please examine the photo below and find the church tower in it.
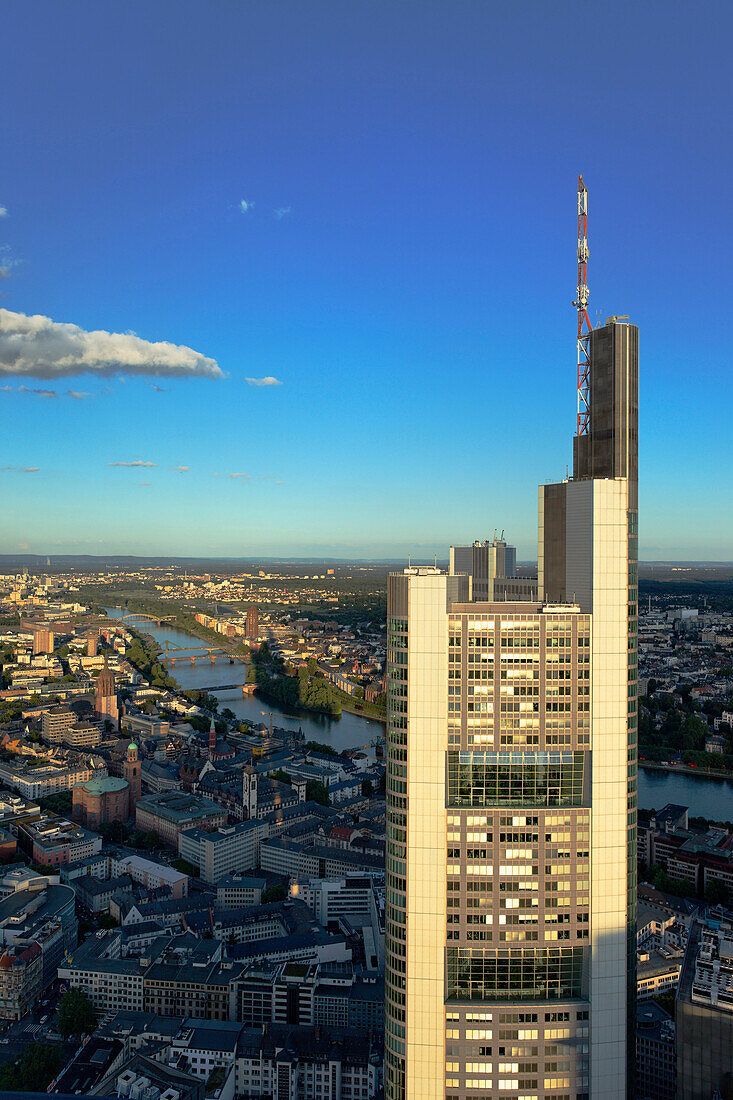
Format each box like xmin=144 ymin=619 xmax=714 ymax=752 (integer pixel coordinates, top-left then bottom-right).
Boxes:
xmin=95 ymin=652 xmax=119 ymax=728
xmin=123 ymin=741 xmax=141 ymax=814
xmin=242 ymin=766 xmax=258 ymax=820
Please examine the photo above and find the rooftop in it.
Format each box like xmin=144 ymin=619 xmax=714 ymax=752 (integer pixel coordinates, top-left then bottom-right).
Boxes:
xmin=79 ymin=775 xmax=128 ymax=795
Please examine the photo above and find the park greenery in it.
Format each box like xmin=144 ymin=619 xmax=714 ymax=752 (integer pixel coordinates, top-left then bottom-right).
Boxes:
xmin=251 ymin=645 xmax=341 ymax=718
xmin=172 ymin=857 xmax=199 ymax=877
xmin=0 ymin=1042 xmax=63 ymax=1092
xmin=125 ymin=627 xmax=178 ymax=692
xmin=41 ymin=791 xmax=73 ymax=814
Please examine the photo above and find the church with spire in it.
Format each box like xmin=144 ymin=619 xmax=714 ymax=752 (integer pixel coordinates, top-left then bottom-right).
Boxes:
xmin=94 ymin=651 xmax=119 ymax=728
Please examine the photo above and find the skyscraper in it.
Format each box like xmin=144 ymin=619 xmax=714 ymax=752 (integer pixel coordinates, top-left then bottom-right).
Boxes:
xmin=449 ymin=536 xmax=517 ymax=601
xmin=384 ymin=308 xmax=637 ymax=1100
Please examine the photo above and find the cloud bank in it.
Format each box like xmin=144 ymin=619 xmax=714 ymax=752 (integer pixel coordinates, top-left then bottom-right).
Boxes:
xmin=109 ymin=460 xmax=157 ymax=468
xmin=2 ymin=383 xmax=92 ymax=399
xmin=246 ymin=376 xmax=282 ymax=386
xmin=0 ymin=309 xmax=223 ymax=380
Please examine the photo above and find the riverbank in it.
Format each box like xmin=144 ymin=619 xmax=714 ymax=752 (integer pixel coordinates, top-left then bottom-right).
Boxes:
xmin=640 ymin=760 xmax=733 ymax=782
xmin=338 ymin=697 xmax=387 ymax=724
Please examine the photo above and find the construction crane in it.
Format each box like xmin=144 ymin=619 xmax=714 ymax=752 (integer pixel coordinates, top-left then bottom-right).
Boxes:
xmin=572 ymin=175 xmax=591 ymax=437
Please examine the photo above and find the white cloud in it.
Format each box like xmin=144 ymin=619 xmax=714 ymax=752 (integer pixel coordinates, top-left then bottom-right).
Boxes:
xmin=227 ymin=472 xmax=281 ymax=481
xmin=0 ymin=309 xmax=223 ymax=379
xmin=239 ymin=199 xmax=254 ymax=214
xmin=139 ymin=481 xmax=151 ymax=486
xmin=109 ymin=460 xmax=157 ymax=468
xmin=2 ymin=383 xmax=91 ymax=399
xmin=2 ymin=465 xmax=39 ymax=473
xmin=274 ymin=206 xmax=291 ymax=220
xmin=246 ymin=376 xmax=282 ymax=386
xmin=17 ymin=385 xmax=58 ymax=399
xmin=172 ymin=465 xmax=189 ymax=472
xmin=0 ymin=206 xmax=7 ymax=218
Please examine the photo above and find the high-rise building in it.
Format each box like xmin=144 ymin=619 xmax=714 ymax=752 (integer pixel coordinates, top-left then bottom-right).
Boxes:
xmin=384 ymin=315 xmax=638 ymax=1100
xmin=449 ymin=536 xmax=516 ymax=601
xmin=246 ymin=605 xmax=259 ymax=640
xmin=32 ymin=626 xmax=53 ymax=656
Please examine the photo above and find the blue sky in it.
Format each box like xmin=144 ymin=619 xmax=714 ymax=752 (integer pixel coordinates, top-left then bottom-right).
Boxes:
xmin=1 ymin=0 xmax=731 ymax=560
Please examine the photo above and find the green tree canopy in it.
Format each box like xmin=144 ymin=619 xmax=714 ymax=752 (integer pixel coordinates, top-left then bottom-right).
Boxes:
xmin=0 ymin=1042 xmax=63 ymax=1092
xmin=58 ymin=988 xmax=97 ymax=1038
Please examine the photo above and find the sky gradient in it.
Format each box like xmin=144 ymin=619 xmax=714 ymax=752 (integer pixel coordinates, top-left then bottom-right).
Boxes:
xmin=1 ymin=0 xmax=731 ymax=560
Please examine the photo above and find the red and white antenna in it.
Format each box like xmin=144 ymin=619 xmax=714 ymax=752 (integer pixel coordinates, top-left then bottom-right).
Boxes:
xmin=573 ymin=175 xmax=591 ymax=436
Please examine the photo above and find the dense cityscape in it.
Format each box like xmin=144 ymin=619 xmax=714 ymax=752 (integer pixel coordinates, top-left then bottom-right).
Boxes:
xmin=0 ymin=539 xmax=730 ymax=1098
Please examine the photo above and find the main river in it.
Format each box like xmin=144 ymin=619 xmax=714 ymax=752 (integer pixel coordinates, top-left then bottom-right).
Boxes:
xmin=105 ymin=610 xmax=733 ymax=817
xmin=105 ymin=609 xmax=384 ymax=753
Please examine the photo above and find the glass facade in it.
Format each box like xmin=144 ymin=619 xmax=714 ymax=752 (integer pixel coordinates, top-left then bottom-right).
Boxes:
xmin=446 ymin=946 xmax=586 ymax=1002
xmin=447 ymin=751 xmax=587 ymax=808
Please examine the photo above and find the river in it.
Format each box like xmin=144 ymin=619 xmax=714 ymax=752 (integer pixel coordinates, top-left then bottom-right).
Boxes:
xmin=637 ymin=768 xmax=733 ymax=821
xmin=105 ymin=610 xmax=733 ymax=817
xmin=105 ymin=608 xmax=384 ymax=753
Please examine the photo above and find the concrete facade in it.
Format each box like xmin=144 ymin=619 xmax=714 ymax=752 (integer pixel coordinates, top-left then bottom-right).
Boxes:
xmin=385 ymin=318 xmax=638 ymax=1100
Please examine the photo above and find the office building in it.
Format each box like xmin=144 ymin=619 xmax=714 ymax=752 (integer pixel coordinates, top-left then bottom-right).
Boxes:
xmin=290 ymin=873 xmax=380 ymax=927
xmin=676 ymin=918 xmax=733 ymax=1099
xmin=17 ymin=812 xmax=103 ymax=868
xmin=178 ymin=819 xmax=266 ymax=884
xmin=216 ymin=873 xmax=266 ymax=909
xmin=246 ymin=605 xmax=259 ymax=640
xmin=135 ymin=790 xmax=227 ymax=848
xmin=384 ymin=314 xmax=638 ymax=1099
xmin=636 ymin=1000 xmax=675 ymax=1100
xmin=41 ymin=706 xmax=75 ymax=742
xmin=32 ymin=626 xmax=53 ymax=655
xmin=0 ymin=883 xmax=77 ymax=992
xmin=449 ymin=536 xmax=517 ymax=601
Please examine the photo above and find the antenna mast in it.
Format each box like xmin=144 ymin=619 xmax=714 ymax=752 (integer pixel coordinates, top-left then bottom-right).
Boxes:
xmin=573 ymin=175 xmax=591 ymax=436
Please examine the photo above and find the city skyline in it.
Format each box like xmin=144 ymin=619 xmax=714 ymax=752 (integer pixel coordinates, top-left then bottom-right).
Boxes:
xmin=2 ymin=2 xmax=732 ymax=560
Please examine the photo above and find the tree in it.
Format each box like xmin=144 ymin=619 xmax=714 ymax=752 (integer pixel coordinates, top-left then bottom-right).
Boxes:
xmin=705 ymin=879 xmax=728 ymax=906
xmin=306 ymin=779 xmax=330 ymax=806
xmin=222 ymin=707 xmax=236 ymax=722
xmin=271 ymin=769 xmax=292 ymax=785
xmin=0 ymin=1042 xmax=62 ymax=1092
xmin=99 ymin=820 xmax=128 ymax=843
xmin=262 ymin=883 xmax=287 ymax=903
xmin=361 ymin=778 xmax=373 ymax=797
xmin=58 ymin=988 xmax=97 ymax=1038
